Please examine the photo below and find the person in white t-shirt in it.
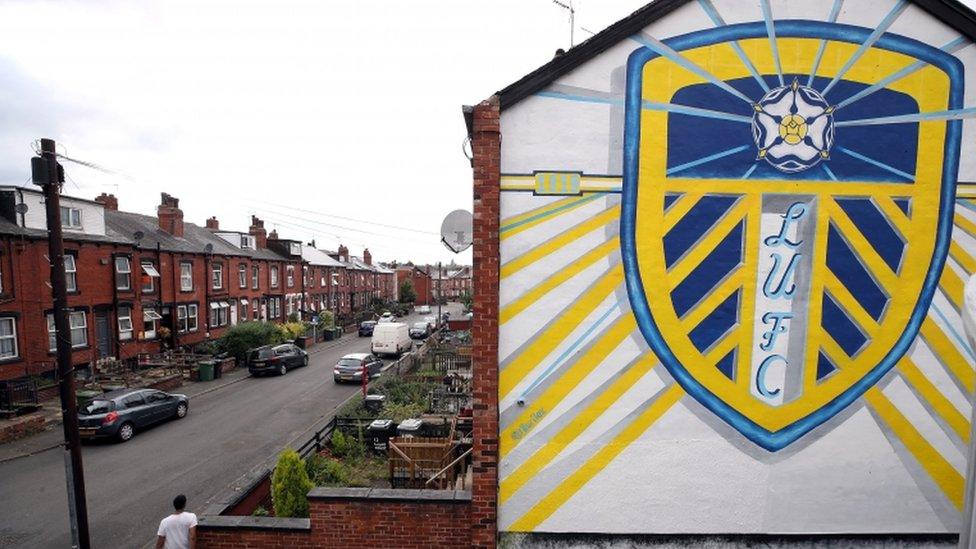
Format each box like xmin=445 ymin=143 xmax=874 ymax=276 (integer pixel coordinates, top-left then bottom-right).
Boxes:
xmin=155 ymin=494 xmax=197 ymax=549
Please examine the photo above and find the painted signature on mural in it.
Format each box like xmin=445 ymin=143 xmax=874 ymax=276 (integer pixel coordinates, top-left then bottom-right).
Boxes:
xmin=511 ymin=408 xmax=546 ymax=441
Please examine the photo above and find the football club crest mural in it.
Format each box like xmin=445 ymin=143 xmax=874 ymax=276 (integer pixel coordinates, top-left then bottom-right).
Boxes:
xmin=496 ymin=0 xmax=976 ymax=535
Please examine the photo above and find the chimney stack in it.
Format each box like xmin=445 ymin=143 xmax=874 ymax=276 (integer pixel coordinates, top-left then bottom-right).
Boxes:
xmin=338 ymin=244 xmax=349 ymax=262
xmin=248 ymin=215 xmax=267 ymax=249
xmin=363 ymin=248 xmax=372 ymax=265
xmin=157 ymin=193 xmax=184 ymax=237
xmin=269 ymin=229 xmax=279 ymax=240
xmin=205 ymin=216 xmax=219 ymax=230
xmin=94 ymin=193 xmax=118 ymax=211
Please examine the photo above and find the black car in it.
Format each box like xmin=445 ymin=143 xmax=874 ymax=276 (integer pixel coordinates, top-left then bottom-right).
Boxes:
xmin=78 ymin=388 xmax=189 ymax=442
xmin=409 ymin=322 xmax=430 ymax=340
xmin=248 ymin=343 xmax=309 ymax=376
xmin=333 ymin=353 xmax=383 ymax=383
xmin=359 ymin=321 xmax=377 ymax=337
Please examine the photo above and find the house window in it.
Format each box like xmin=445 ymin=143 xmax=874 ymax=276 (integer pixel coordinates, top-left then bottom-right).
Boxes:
xmin=268 ymin=297 xmax=280 ymax=319
xmin=187 ymin=304 xmax=198 ymax=332
xmin=177 ymin=305 xmax=188 ymax=333
xmin=241 ymin=235 xmax=256 ymax=250
xmin=0 ymin=318 xmax=17 ymax=359
xmin=304 ymin=266 xmax=311 ymax=287
xmin=212 ymin=263 xmax=223 ymax=290
xmin=180 ymin=262 xmax=193 ymax=291
xmin=64 ymin=254 xmax=77 ymax=292
xmin=238 ymin=264 xmax=247 ymax=288
xmin=271 ymin=266 xmax=279 ymax=287
xmin=115 ymin=256 xmax=131 ymax=290
xmin=240 ymin=299 xmax=249 ymax=321
xmin=143 ymin=307 xmax=161 ymax=338
xmin=320 ymin=271 xmax=326 ymax=286
xmin=286 ymin=266 xmax=295 ymax=288
xmin=118 ymin=306 xmax=133 ymax=340
xmin=141 ymin=262 xmax=160 ymax=292
xmin=252 ymin=265 xmax=259 ymax=289
xmin=60 ymin=206 xmax=82 ymax=229
xmin=289 ymin=242 xmax=301 ymax=255
xmin=210 ymin=301 xmax=230 ymax=327
xmin=48 ymin=311 xmax=87 ymax=351
xmin=252 ymin=300 xmax=258 ymax=320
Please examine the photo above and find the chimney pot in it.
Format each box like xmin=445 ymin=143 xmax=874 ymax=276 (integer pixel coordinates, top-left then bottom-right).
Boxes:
xmin=94 ymin=192 xmax=118 ymax=211
xmin=205 ymin=216 xmax=219 ymax=230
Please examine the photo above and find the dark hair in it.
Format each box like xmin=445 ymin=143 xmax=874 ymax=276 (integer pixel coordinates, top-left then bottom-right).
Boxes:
xmin=173 ymin=494 xmax=187 ymax=510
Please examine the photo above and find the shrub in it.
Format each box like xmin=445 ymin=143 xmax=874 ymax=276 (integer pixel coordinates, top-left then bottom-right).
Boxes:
xmin=271 ymin=449 xmax=313 ymax=518
xmin=382 ymin=401 xmax=426 ymax=424
xmin=330 ymin=429 xmax=361 ymax=459
xmin=305 ymin=454 xmax=349 ymax=485
xmin=219 ymin=322 xmax=284 ymax=361
xmin=276 ymin=322 xmax=306 ymax=341
xmin=252 ymin=505 xmax=269 ymax=517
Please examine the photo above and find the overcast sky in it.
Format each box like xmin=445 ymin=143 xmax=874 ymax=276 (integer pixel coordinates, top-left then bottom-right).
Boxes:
xmin=0 ymin=0 xmax=973 ymax=264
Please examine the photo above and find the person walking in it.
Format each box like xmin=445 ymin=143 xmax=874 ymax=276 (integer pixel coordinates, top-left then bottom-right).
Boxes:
xmin=155 ymin=494 xmax=197 ymax=549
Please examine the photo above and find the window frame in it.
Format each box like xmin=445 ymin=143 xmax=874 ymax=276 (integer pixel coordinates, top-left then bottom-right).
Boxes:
xmin=238 ymin=263 xmax=247 ymax=289
xmin=212 ymin=262 xmax=223 ymax=290
xmin=60 ymin=206 xmax=83 ymax=229
xmin=64 ymin=253 xmax=78 ymax=293
xmin=251 ymin=265 xmax=260 ymax=289
xmin=141 ymin=261 xmax=157 ymax=293
xmin=118 ymin=305 xmax=133 ymax=340
xmin=286 ymin=266 xmax=295 ymax=288
xmin=270 ymin=265 xmax=279 ymax=288
xmin=180 ymin=262 xmax=193 ymax=291
xmin=0 ymin=317 xmax=18 ymax=359
xmin=115 ymin=256 xmax=132 ymax=291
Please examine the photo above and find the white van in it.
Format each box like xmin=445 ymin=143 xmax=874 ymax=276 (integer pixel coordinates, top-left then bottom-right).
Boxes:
xmin=371 ymin=322 xmax=412 ymax=357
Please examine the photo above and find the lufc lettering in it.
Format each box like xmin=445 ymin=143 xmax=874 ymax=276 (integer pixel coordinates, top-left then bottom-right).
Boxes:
xmin=755 ymin=202 xmax=807 ymax=400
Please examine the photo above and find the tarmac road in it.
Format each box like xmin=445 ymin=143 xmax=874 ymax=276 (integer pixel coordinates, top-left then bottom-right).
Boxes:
xmin=0 ymin=310 xmax=446 ymax=549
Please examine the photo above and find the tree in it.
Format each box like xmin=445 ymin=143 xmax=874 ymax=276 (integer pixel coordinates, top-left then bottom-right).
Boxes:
xmin=398 ymin=278 xmax=417 ymax=303
xmin=218 ymin=321 xmax=285 ymax=363
xmin=460 ymin=290 xmax=473 ymax=312
xmin=272 ymin=449 xmax=313 ymax=518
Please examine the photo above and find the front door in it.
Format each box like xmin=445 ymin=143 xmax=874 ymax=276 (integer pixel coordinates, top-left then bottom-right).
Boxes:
xmin=95 ymin=310 xmax=112 ymax=359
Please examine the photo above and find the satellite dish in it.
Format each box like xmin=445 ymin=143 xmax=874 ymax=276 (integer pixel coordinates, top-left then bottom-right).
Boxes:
xmin=440 ymin=210 xmax=473 ymax=254
xmin=14 ymin=203 xmax=28 ymax=215
xmin=204 ymin=243 xmax=214 ymax=254
xmin=133 ymin=230 xmax=144 ymax=241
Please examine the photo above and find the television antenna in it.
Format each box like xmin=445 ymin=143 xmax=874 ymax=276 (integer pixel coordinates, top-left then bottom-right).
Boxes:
xmin=553 ymin=0 xmax=575 ymax=48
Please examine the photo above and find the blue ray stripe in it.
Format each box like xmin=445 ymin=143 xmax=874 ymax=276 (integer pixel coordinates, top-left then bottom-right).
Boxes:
xmin=837 ymin=146 xmax=914 ymax=181
xmin=667 ymin=145 xmax=750 ymax=176
xmin=837 ymin=37 xmax=969 ymax=110
xmin=697 ymin=0 xmax=769 ymax=92
xmin=836 ymin=107 xmax=976 ymax=127
xmin=822 ymin=163 xmax=838 ymax=181
xmin=807 ymin=0 xmax=845 ymax=87
xmin=741 ymin=163 xmax=759 ymax=179
xmin=958 ymin=199 xmax=976 ymax=214
xmin=517 ymin=305 xmax=619 ymax=399
xmin=630 ymin=33 xmax=754 ymax=104
xmin=759 ymin=0 xmax=784 ymax=86
xmin=822 ymin=0 xmax=909 ymax=95
xmin=930 ymin=302 xmax=976 ymax=361
xmin=534 ymin=90 xmax=753 ymax=124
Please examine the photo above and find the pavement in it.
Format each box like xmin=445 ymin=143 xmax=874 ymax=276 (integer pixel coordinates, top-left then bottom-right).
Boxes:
xmin=0 ymin=305 xmax=460 ymax=549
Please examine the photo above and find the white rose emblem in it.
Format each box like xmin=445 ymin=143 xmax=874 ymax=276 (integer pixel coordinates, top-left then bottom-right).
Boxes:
xmin=752 ymin=79 xmax=835 ymax=173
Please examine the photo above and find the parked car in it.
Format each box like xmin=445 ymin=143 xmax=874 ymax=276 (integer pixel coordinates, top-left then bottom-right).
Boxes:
xmin=371 ymin=322 xmax=412 ymax=357
xmin=409 ymin=322 xmax=430 ymax=339
xmin=333 ymin=353 xmax=383 ymax=383
xmin=247 ymin=343 xmax=309 ymax=376
xmin=78 ymin=388 xmax=188 ymax=442
xmin=359 ymin=320 xmax=377 ymax=337
xmin=377 ymin=315 xmax=395 ymax=324
xmin=423 ymin=316 xmax=437 ymax=330
xmin=416 ymin=305 xmax=431 ymax=314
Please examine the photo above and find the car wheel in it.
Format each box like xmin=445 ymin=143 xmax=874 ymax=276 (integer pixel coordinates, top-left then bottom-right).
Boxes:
xmin=175 ymin=402 xmax=188 ymax=419
xmin=117 ymin=422 xmax=135 ymax=442
xmin=303 ymin=356 xmax=309 ymax=367
xmin=333 ymin=376 xmax=341 ymax=383
xmin=278 ymin=364 xmax=287 ymax=376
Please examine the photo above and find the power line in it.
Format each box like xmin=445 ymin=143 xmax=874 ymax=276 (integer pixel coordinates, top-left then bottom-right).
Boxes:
xmin=247 ymin=204 xmax=438 ymax=243
xmin=240 ymin=198 xmax=439 ymax=236
xmin=258 ymin=214 xmax=441 ymax=255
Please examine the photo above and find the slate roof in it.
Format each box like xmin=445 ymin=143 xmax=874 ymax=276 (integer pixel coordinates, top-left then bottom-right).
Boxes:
xmin=302 ymin=246 xmax=346 ymax=268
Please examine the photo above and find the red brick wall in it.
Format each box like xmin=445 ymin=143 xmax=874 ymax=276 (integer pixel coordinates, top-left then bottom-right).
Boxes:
xmin=0 ymin=415 xmax=46 ymax=444
xmin=470 ymin=97 xmax=500 ymax=548
xmin=197 ymin=527 xmax=311 ymax=549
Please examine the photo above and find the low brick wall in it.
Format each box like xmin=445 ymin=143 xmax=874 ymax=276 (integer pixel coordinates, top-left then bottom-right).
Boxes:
xmin=143 ymin=374 xmax=183 ymax=392
xmin=197 ymin=488 xmax=472 ymax=548
xmin=0 ymin=415 xmax=47 ymax=444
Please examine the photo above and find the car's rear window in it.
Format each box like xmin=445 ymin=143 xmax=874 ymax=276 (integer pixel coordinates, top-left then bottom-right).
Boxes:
xmin=249 ymin=348 xmax=272 ymax=360
xmin=81 ymin=399 xmax=114 ymax=415
xmin=338 ymin=358 xmax=363 ymax=367
xmin=412 ymin=323 xmax=427 ymax=329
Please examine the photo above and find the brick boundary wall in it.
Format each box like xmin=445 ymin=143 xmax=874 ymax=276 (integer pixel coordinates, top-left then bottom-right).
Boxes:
xmin=0 ymin=414 xmax=46 ymax=444
xmin=471 ymin=96 xmax=501 ymax=548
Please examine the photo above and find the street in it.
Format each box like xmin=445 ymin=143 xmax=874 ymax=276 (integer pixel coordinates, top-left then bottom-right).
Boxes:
xmin=0 ymin=311 xmax=440 ymax=549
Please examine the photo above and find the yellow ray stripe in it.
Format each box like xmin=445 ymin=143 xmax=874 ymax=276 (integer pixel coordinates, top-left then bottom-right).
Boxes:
xmin=823 ymin=270 xmax=879 ymax=337
xmin=509 ymin=385 xmax=684 ymax=531
xmin=502 ymin=196 xmax=581 ymax=227
xmin=898 ymin=357 xmax=970 ymax=442
xmin=940 ymin=268 xmax=964 ymax=310
xmin=874 ymin=196 xmax=910 ymax=237
xmin=954 ymin=212 xmax=976 ymax=240
xmin=825 ymin=198 xmax=898 ymax=292
xmin=820 ymin=331 xmax=851 ymax=368
xmin=667 ymin=198 xmax=751 ymax=287
xmin=663 ymin=192 xmax=703 ymax=234
xmin=864 ymin=387 xmax=964 ymax=510
xmin=501 ymin=205 xmax=621 ymax=280
xmin=680 ymin=269 xmax=743 ymax=331
xmin=920 ymin=318 xmax=975 ymax=393
xmin=949 ymin=241 xmax=976 ymax=275
xmin=501 ymin=195 xmax=605 ymax=241
xmin=500 ymin=238 xmax=618 ymax=325
xmin=499 ymin=354 xmax=659 ymax=504
xmin=500 ymin=265 xmax=625 ymax=399
xmin=501 ymin=315 xmax=638 ymax=454
xmin=704 ymin=329 xmax=738 ymax=365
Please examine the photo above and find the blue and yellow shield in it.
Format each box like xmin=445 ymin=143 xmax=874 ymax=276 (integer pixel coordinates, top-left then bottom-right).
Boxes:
xmin=621 ymin=21 xmax=964 ymax=451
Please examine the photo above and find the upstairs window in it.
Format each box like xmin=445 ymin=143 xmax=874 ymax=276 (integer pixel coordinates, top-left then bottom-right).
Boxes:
xmin=180 ymin=262 xmax=193 ymax=291
xmin=252 ymin=265 xmax=259 ymax=289
xmin=286 ymin=266 xmax=295 ymax=288
xmin=212 ymin=263 xmax=223 ymax=290
xmin=141 ymin=262 xmax=160 ymax=293
xmin=64 ymin=254 xmax=77 ymax=292
xmin=271 ymin=266 xmax=279 ymax=288
xmin=115 ymin=257 xmax=131 ymax=290
xmin=60 ymin=206 xmax=82 ymax=229
xmin=238 ymin=264 xmax=247 ymax=289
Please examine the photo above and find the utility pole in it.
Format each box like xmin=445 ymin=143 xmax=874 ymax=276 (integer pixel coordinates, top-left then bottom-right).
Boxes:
xmin=33 ymin=138 xmax=92 ymax=549
xmin=437 ymin=262 xmax=442 ymax=330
